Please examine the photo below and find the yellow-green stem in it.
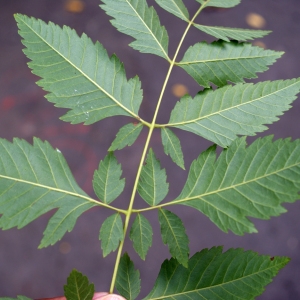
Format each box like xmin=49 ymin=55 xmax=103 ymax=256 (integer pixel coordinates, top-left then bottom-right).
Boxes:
xmin=109 ymin=4 xmax=206 ymax=294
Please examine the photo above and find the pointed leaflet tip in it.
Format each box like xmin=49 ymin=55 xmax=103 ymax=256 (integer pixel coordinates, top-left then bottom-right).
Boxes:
xmin=158 ymin=208 xmax=189 ymax=267
xmin=137 ymin=149 xmax=169 ymax=206
xmin=93 ymin=152 xmax=125 ymax=204
xmin=144 ymin=247 xmax=289 ymax=299
xmin=99 ymin=213 xmax=124 ymax=257
xmin=109 ymin=123 xmax=143 ymax=151
xmin=197 ymin=0 xmax=241 ymax=8
xmin=130 ymin=214 xmax=153 ymax=260
xmin=194 ymin=24 xmax=271 ymax=42
xmin=15 ymin=14 xmax=143 ymax=125
xmin=175 ymin=136 xmax=300 ymax=235
xmin=0 ymin=138 xmax=96 ymax=248
xmin=179 ymin=40 xmax=283 ymax=88
xmin=168 ymin=79 xmax=300 ymax=147
xmin=161 ymin=128 xmax=185 ymax=169
xmin=64 ymin=269 xmax=95 ymax=300
xmin=155 ymin=0 xmax=189 ymax=22
xmin=100 ymin=0 xmax=169 ymax=59
xmin=116 ymin=253 xmax=141 ymax=300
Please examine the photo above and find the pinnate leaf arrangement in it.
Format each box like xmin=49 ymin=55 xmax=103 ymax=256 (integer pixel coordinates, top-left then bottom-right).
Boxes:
xmin=1 ymin=0 xmax=300 ymax=299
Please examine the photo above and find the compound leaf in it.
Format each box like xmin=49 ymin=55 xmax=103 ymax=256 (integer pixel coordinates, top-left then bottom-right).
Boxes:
xmin=130 ymin=214 xmax=153 ymax=260
xmin=174 ymin=136 xmax=300 ymax=235
xmin=178 ymin=40 xmax=283 ymax=88
xmin=168 ymin=79 xmax=300 ymax=147
xmin=0 ymin=138 xmax=97 ymax=248
xmin=197 ymin=0 xmax=241 ymax=8
xmin=138 ymin=149 xmax=169 ymax=206
xmin=100 ymin=0 xmax=169 ymax=60
xmin=116 ymin=253 xmax=141 ymax=300
xmin=99 ymin=213 xmax=124 ymax=257
xmin=109 ymin=123 xmax=143 ymax=151
xmin=144 ymin=247 xmax=289 ymax=299
xmin=155 ymin=0 xmax=189 ymax=22
xmin=194 ymin=24 xmax=271 ymax=42
xmin=158 ymin=208 xmax=189 ymax=267
xmin=15 ymin=14 xmax=143 ymax=125
xmin=161 ymin=128 xmax=185 ymax=169
xmin=64 ymin=269 xmax=94 ymax=300
xmin=93 ymin=153 xmax=125 ymax=204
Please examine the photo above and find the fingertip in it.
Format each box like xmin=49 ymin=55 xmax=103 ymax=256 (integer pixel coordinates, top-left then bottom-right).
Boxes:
xmin=93 ymin=293 xmax=126 ymax=300
xmin=92 ymin=293 xmax=109 ymax=299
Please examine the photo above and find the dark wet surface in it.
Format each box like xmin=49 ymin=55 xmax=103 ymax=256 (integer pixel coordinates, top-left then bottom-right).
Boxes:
xmin=0 ymin=0 xmax=300 ymax=299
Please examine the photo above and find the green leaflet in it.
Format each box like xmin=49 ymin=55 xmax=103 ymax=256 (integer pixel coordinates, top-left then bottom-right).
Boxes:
xmin=100 ymin=0 xmax=169 ymax=60
xmin=174 ymin=136 xmax=300 ymax=235
xmin=64 ymin=269 xmax=95 ymax=300
xmin=15 ymin=14 xmax=143 ymax=125
xmin=168 ymin=79 xmax=300 ymax=147
xmin=137 ymin=149 xmax=169 ymax=206
xmin=194 ymin=24 xmax=271 ymax=42
xmin=157 ymin=0 xmax=261 ymax=42
xmin=93 ymin=153 xmax=125 ymax=204
xmin=0 ymin=138 xmax=97 ymax=248
xmin=144 ymin=247 xmax=289 ymax=299
xmin=130 ymin=214 xmax=153 ymax=260
xmin=155 ymin=0 xmax=189 ymax=22
xmin=99 ymin=213 xmax=124 ymax=257
xmin=116 ymin=253 xmax=141 ymax=300
xmin=161 ymin=128 xmax=185 ymax=169
xmin=109 ymin=123 xmax=143 ymax=151
xmin=158 ymin=209 xmax=189 ymax=267
xmin=197 ymin=0 xmax=241 ymax=8
xmin=178 ymin=40 xmax=283 ymax=88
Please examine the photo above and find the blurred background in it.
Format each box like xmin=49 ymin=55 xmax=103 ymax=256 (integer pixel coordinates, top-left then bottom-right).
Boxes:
xmin=0 ymin=0 xmax=299 ymax=299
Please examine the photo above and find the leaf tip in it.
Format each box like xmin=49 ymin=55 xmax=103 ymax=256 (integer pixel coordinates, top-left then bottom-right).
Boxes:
xmin=14 ymin=13 xmax=21 ymax=21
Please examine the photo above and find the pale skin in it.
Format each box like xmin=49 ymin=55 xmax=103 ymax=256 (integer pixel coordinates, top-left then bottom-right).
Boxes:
xmin=38 ymin=293 xmax=126 ymax=300
xmin=92 ymin=293 xmax=125 ymax=300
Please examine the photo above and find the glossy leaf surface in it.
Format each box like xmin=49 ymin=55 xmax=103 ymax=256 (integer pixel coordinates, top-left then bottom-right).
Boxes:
xmin=0 ymin=138 xmax=97 ymax=248
xmin=138 ymin=149 xmax=169 ymax=206
xmin=99 ymin=213 xmax=124 ymax=257
xmin=155 ymin=0 xmax=189 ymax=22
xmin=144 ymin=247 xmax=289 ymax=299
xmin=93 ymin=153 xmax=125 ymax=204
xmin=175 ymin=136 xmax=300 ymax=234
xmin=109 ymin=123 xmax=143 ymax=151
xmin=130 ymin=214 xmax=153 ymax=260
xmin=158 ymin=208 xmax=189 ymax=267
xmin=168 ymin=79 xmax=300 ymax=147
xmin=195 ymin=24 xmax=271 ymax=42
xmin=178 ymin=41 xmax=283 ymax=88
xmin=15 ymin=14 xmax=143 ymax=125
xmin=64 ymin=269 xmax=94 ymax=300
xmin=100 ymin=0 xmax=169 ymax=59
xmin=161 ymin=128 xmax=185 ymax=169
xmin=116 ymin=253 xmax=141 ymax=300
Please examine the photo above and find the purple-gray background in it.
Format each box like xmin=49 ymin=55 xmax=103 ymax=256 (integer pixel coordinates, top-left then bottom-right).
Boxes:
xmin=0 ymin=0 xmax=300 ymax=299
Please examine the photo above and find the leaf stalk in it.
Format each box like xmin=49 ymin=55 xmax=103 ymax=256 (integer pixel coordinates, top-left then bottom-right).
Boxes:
xmin=109 ymin=3 xmax=206 ymax=293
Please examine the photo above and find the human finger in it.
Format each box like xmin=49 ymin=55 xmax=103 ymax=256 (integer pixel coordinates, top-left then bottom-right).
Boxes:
xmin=93 ymin=292 xmax=126 ymax=300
